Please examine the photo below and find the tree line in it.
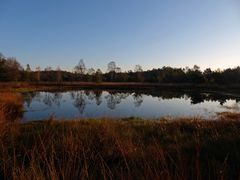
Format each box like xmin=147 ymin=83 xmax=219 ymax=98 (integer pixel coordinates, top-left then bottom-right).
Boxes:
xmin=1 ymin=53 xmax=240 ymax=84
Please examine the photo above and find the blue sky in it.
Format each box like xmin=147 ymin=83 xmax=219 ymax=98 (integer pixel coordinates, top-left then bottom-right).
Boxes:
xmin=0 ymin=0 xmax=239 ymax=72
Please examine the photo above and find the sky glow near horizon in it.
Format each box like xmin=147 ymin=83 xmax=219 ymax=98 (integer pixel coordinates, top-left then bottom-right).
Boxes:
xmin=0 ymin=0 xmax=240 ymax=72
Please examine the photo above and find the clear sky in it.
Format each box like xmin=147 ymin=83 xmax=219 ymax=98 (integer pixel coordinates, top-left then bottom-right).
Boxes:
xmin=0 ymin=0 xmax=239 ymax=72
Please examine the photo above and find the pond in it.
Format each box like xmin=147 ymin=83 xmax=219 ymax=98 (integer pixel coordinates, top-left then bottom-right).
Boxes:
xmin=22 ymin=89 xmax=240 ymax=121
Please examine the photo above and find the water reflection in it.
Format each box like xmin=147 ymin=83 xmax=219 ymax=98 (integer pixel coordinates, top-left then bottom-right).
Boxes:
xmin=42 ymin=92 xmax=63 ymax=107
xmin=22 ymin=89 xmax=240 ymax=120
xmin=105 ymin=93 xmax=120 ymax=110
xmin=72 ymin=91 xmax=87 ymax=114
xmin=133 ymin=93 xmax=143 ymax=107
xmin=24 ymin=91 xmax=38 ymax=107
xmin=86 ymin=90 xmax=103 ymax=105
xmin=94 ymin=90 xmax=103 ymax=106
xmin=23 ymin=90 xmax=240 ymax=109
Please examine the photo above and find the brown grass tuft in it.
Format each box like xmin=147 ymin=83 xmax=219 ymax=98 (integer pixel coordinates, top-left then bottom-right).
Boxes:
xmin=0 ymin=92 xmax=23 ymax=123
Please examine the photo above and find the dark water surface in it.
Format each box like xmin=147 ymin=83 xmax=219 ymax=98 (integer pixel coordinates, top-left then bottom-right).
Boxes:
xmin=22 ymin=90 xmax=240 ymax=121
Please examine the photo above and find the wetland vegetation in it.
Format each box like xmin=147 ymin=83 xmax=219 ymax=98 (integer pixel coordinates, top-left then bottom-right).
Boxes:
xmin=1 ymin=54 xmax=240 ymax=179
xmin=0 ymin=88 xmax=240 ymax=179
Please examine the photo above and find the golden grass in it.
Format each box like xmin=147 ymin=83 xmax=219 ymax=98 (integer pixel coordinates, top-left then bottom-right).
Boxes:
xmin=0 ymin=92 xmax=23 ymax=123
xmin=0 ymin=117 xmax=240 ymax=179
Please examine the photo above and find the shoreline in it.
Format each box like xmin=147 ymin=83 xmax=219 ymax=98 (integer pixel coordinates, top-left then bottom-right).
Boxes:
xmin=21 ymin=111 xmax=240 ymax=122
xmin=1 ymin=82 xmax=240 ymax=92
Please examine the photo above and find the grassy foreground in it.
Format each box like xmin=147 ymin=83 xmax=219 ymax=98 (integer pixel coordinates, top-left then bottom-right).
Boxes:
xmin=0 ymin=115 xmax=240 ymax=179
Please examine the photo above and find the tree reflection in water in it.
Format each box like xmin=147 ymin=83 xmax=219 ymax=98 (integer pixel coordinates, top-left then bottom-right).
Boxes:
xmin=105 ymin=93 xmax=120 ymax=110
xmin=22 ymin=90 xmax=240 ymax=116
xmin=188 ymin=92 xmax=205 ymax=104
xmin=71 ymin=91 xmax=87 ymax=114
xmin=86 ymin=90 xmax=95 ymax=101
xmin=69 ymin=91 xmax=76 ymax=99
xmin=93 ymin=90 xmax=103 ymax=106
xmin=53 ymin=92 xmax=63 ymax=106
xmin=104 ymin=92 xmax=129 ymax=110
xmin=86 ymin=90 xmax=103 ymax=106
xmin=154 ymin=90 xmax=239 ymax=105
xmin=42 ymin=93 xmax=53 ymax=106
xmin=133 ymin=93 xmax=143 ymax=107
xmin=42 ymin=92 xmax=63 ymax=107
xmin=23 ymin=92 xmax=40 ymax=107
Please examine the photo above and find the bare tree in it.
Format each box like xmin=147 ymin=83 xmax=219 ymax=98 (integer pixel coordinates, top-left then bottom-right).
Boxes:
xmin=193 ymin=65 xmax=200 ymax=71
xmin=44 ymin=66 xmax=52 ymax=71
xmin=74 ymin=59 xmax=86 ymax=74
xmin=184 ymin=66 xmax=190 ymax=73
xmin=107 ymin=61 xmax=116 ymax=72
xmin=96 ymin=68 xmax=102 ymax=74
xmin=26 ymin=64 xmax=31 ymax=81
xmin=36 ymin=66 xmax=41 ymax=82
xmin=26 ymin=64 xmax=31 ymax=72
xmin=87 ymin=68 xmax=95 ymax=75
xmin=5 ymin=57 xmax=23 ymax=81
xmin=44 ymin=66 xmax=53 ymax=81
xmin=56 ymin=66 xmax=62 ymax=83
xmin=95 ymin=68 xmax=102 ymax=83
xmin=115 ymin=67 xmax=121 ymax=73
xmin=134 ymin=65 xmax=143 ymax=72
xmin=134 ymin=65 xmax=144 ymax=82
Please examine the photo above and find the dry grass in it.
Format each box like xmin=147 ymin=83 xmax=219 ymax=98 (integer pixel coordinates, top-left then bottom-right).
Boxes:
xmin=0 ymin=117 xmax=240 ymax=179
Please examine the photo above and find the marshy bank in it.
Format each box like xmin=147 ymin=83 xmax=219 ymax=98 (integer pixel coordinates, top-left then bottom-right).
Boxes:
xmin=2 ymin=82 xmax=240 ymax=92
xmin=0 ymin=92 xmax=23 ymax=123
